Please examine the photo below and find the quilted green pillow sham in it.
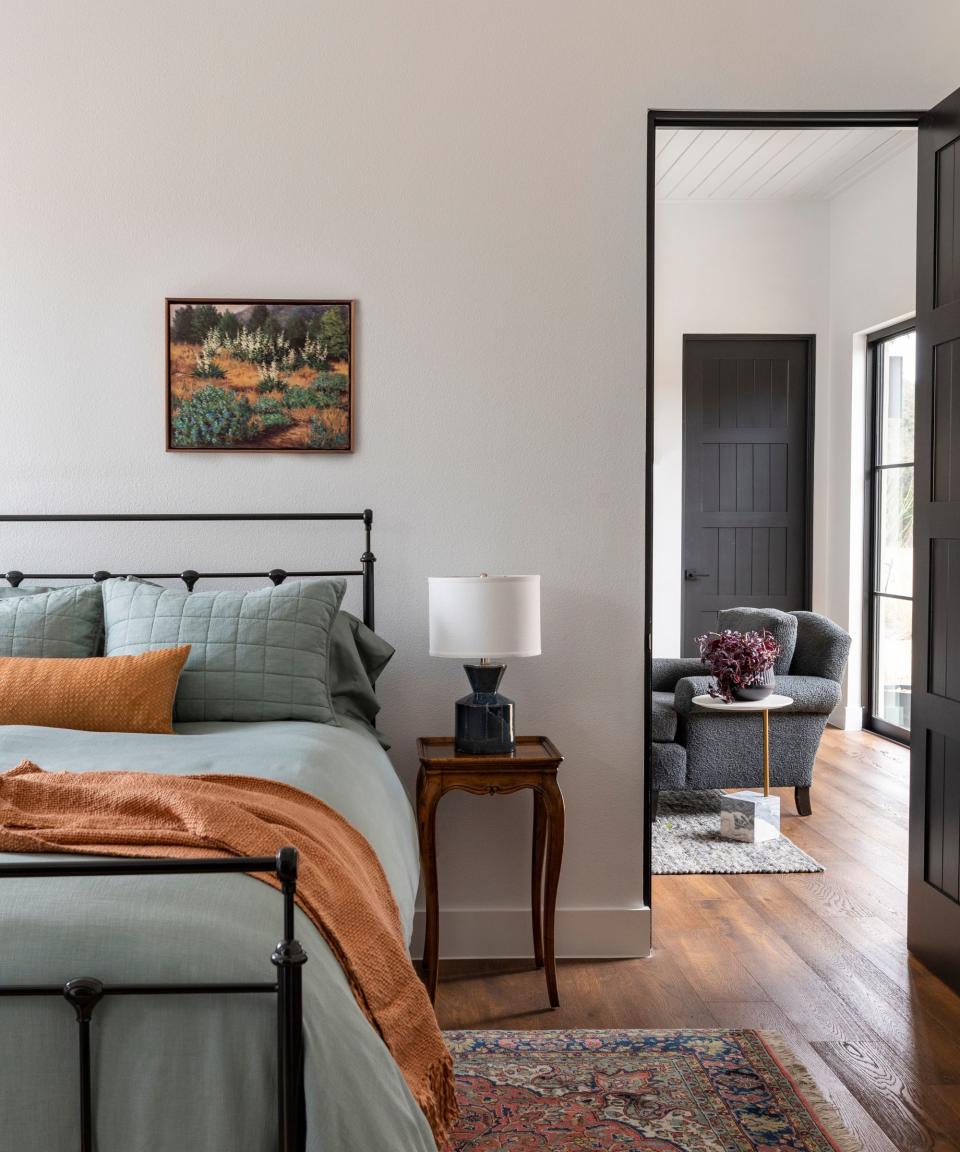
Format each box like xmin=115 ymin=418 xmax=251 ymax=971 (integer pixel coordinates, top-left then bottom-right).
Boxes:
xmin=0 ymin=585 xmax=104 ymax=658
xmin=102 ymin=577 xmax=346 ymax=723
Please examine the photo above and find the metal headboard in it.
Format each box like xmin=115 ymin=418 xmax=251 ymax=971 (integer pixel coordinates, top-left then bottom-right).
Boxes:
xmin=0 ymin=510 xmax=376 ymax=629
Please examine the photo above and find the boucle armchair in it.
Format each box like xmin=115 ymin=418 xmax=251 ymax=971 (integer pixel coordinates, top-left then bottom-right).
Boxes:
xmin=650 ymin=608 xmax=851 ymax=819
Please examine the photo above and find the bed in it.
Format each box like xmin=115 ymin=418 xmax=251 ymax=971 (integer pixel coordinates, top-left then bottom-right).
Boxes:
xmin=0 ymin=512 xmax=440 ymax=1152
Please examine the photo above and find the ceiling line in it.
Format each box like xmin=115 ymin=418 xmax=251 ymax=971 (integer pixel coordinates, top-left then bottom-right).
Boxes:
xmin=706 ymin=131 xmax=784 ymax=198
xmin=655 ymin=126 xmax=917 ymax=202
xmin=660 ymin=130 xmax=729 ymax=198
xmin=720 ymin=130 xmax=801 ymax=198
xmin=748 ymin=129 xmax=831 ymax=198
xmin=685 ymin=130 xmax=773 ymax=198
xmin=824 ymin=132 xmax=912 ymax=198
xmin=655 ymin=130 xmax=703 ymax=185
xmin=655 ymin=129 xmax=678 ymax=159
xmin=768 ymin=128 xmax=856 ymax=199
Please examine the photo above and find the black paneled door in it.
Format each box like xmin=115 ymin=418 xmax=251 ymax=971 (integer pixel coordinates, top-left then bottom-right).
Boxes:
xmin=909 ymin=84 xmax=960 ymax=990
xmin=680 ymin=335 xmax=812 ymax=655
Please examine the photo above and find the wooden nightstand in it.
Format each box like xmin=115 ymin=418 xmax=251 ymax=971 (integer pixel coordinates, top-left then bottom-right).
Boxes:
xmin=416 ymin=735 xmax=565 ymax=1007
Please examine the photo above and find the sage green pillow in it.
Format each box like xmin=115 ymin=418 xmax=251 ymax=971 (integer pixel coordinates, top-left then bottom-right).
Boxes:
xmin=0 ymin=585 xmax=104 ymax=658
xmin=102 ymin=577 xmax=346 ymax=723
xmin=329 ymin=610 xmax=395 ymax=743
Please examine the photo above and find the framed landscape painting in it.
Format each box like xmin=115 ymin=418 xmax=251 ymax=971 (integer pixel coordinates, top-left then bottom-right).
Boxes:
xmin=166 ymin=299 xmax=354 ymax=452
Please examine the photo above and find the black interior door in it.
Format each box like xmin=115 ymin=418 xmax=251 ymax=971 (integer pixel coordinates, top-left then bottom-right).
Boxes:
xmin=909 ymin=84 xmax=960 ymax=990
xmin=681 ymin=335 xmax=812 ymax=655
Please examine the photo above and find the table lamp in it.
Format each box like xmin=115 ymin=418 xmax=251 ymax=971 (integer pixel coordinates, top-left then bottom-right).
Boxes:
xmin=428 ymin=574 xmax=541 ymax=755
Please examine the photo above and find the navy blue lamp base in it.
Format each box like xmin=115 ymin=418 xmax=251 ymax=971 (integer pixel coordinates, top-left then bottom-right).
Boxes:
xmin=454 ymin=664 xmax=515 ymax=755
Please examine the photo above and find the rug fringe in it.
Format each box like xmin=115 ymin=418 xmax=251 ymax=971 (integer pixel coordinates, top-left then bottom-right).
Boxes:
xmin=758 ymin=1031 xmax=862 ymax=1152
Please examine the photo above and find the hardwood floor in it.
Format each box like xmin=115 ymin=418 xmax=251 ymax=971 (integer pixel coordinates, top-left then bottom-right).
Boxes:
xmin=434 ymin=729 xmax=960 ymax=1152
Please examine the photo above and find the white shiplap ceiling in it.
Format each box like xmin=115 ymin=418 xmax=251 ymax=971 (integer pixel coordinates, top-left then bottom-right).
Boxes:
xmin=655 ymin=127 xmax=916 ymax=202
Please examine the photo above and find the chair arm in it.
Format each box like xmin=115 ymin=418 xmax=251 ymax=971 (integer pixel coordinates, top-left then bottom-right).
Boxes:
xmin=673 ymin=673 xmax=840 ymax=716
xmin=773 ymin=675 xmax=841 ymax=715
xmin=651 ymin=657 xmax=708 ymax=692
xmin=672 ymin=676 xmax=718 ymax=714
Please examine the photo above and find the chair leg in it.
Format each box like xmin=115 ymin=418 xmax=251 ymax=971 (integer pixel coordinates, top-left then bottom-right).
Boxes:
xmin=795 ymin=786 xmax=812 ymax=817
xmin=650 ymin=789 xmax=659 ymax=821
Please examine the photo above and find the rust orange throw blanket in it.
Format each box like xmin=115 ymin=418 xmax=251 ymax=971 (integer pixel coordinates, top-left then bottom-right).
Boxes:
xmin=0 ymin=761 xmax=457 ymax=1146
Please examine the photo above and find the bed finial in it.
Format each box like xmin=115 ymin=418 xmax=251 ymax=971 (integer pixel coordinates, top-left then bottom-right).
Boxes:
xmin=63 ymin=976 xmax=105 ymax=1023
xmin=276 ymin=846 xmax=298 ymax=888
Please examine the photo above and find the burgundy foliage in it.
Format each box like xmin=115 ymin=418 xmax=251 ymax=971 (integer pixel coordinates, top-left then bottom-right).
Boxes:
xmin=695 ymin=629 xmax=780 ymax=703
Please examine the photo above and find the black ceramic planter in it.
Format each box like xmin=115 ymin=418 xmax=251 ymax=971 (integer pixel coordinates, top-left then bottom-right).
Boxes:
xmin=732 ymin=669 xmax=775 ymax=702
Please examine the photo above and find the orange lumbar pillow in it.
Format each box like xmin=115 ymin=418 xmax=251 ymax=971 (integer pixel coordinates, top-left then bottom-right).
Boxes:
xmin=0 ymin=646 xmax=191 ymax=734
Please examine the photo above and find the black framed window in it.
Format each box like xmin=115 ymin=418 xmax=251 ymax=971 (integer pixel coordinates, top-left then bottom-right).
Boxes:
xmin=865 ymin=321 xmax=915 ymax=744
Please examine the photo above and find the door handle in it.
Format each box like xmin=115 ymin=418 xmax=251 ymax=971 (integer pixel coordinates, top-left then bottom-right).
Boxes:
xmin=684 ymin=569 xmax=711 ymax=581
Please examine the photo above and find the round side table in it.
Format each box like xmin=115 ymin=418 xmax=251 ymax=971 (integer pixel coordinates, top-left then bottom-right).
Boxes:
xmin=692 ymin=693 xmax=793 ymax=842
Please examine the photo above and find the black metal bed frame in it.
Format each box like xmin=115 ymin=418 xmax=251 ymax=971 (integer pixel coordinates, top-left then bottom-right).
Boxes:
xmin=0 ymin=510 xmax=377 ymax=1151
xmin=0 ymin=851 xmax=307 ymax=1152
xmin=0 ymin=509 xmax=376 ymax=629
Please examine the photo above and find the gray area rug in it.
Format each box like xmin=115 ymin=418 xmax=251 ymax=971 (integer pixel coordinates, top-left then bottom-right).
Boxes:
xmin=653 ymin=790 xmax=823 ymax=875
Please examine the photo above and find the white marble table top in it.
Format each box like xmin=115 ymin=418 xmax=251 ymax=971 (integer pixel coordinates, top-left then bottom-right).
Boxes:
xmin=691 ymin=693 xmax=793 ymax=712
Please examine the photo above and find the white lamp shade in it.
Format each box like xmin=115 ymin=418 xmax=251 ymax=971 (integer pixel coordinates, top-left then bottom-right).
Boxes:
xmin=428 ymin=575 xmax=541 ymax=659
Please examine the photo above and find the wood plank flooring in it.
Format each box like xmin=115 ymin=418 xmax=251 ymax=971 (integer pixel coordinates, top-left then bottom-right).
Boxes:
xmin=434 ymin=729 xmax=960 ymax=1152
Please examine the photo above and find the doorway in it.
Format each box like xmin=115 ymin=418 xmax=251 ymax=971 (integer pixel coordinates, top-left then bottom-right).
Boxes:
xmin=646 ymin=97 xmax=960 ymax=996
xmin=643 ymin=109 xmax=923 ymax=911
xmin=680 ymin=334 xmax=813 ymax=656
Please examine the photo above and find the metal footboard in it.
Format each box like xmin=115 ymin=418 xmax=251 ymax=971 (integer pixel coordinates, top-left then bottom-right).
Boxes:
xmin=0 ymin=847 xmax=307 ymax=1152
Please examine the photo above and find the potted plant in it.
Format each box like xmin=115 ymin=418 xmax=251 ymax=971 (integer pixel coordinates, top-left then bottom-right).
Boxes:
xmin=695 ymin=629 xmax=780 ymax=703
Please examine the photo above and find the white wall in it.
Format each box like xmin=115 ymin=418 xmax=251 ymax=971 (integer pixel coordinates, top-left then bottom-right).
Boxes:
xmin=0 ymin=0 xmax=956 ymax=959
xmin=821 ymin=139 xmax=918 ymax=726
xmin=653 ymin=201 xmax=830 ymax=656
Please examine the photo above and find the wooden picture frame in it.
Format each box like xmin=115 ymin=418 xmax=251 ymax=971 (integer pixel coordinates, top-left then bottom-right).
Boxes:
xmin=165 ymin=298 xmax=354 ymax=452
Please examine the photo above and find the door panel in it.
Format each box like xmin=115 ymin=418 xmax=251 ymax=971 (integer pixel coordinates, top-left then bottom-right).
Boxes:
xmin=932 ymin=337 xmax=960 ymax=500
xmin=909 ymin=84 xmax=960 ymax=991
xmin=681 ymin=336 xmax=811 ymax=655
xmin=929 ymin=538 xmax=960 ymax=702
xmin=935 ymin=137 xmax=960 ymax=308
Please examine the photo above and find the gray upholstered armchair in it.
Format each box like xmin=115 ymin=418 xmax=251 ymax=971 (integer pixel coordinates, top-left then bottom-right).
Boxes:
xmin=650 ymin=608 xmax=851 ymax=819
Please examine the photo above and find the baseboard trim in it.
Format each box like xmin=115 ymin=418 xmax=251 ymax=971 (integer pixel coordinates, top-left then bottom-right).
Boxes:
xmin=410 ymin=906 xmax=651 ymax=960
xmin=828 ymin=704 xmax=862 ymax=731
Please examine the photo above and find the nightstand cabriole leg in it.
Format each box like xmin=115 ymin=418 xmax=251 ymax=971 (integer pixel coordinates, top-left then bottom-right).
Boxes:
xmin=542 ymin=779 xmax=565 ymax=1008
xmin=531 ymin=790 xmax=547 ymax=969
xmin=417 ymin=774 xmax=442 ymax=1003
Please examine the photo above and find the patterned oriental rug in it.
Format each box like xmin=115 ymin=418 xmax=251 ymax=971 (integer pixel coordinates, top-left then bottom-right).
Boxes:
xmin=652 ymin=790 xmax=823 ymax=875
xmin=444 ymin=1029 xmax=858 ymax=1151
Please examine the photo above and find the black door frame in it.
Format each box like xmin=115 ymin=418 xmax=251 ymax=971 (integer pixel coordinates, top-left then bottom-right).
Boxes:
xmin=680 ymin=332 xmax=817 ymax=655
xmin=863 ymin=317 xmax=916 ymax=746
xmin=643 ymin=109 xmax=922 ymax=915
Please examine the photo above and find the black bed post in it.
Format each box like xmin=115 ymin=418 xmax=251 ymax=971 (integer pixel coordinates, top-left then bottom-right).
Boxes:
xmin=361 ymin=508 xmax=376 ymax=630
xmin=272 ymin=847 xmax=307 ymax=1152
xmin=63 ymin=977 xmax=105 ymax=1152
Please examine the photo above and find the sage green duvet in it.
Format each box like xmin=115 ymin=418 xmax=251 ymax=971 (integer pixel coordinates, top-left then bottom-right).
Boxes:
xmin=0 ymin=720 xmax=435 ymax=1152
